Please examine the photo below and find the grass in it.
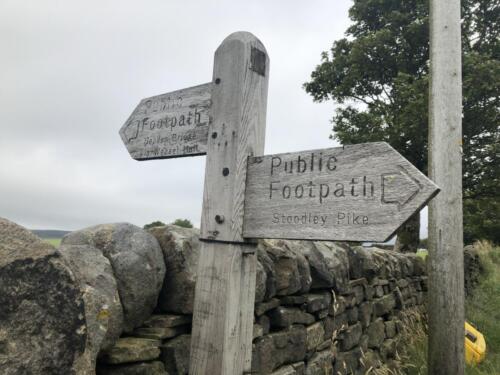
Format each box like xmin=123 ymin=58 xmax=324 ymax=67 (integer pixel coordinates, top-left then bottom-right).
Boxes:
xmin=43 ymin=237 xmax=61 ymax=247
xmin=403 ymin=241 xmax=500 ymax=374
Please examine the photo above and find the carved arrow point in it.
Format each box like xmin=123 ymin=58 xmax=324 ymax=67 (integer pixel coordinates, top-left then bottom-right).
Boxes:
xmin=381 ymin=166 xmax=423 ymax=209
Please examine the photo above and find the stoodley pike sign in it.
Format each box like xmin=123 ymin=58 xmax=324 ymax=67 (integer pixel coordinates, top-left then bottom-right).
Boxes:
xmin=243 ymin=142 xmax=439 ymax=242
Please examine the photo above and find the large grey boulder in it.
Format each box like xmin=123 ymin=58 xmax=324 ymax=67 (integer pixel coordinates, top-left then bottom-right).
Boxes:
xmin=0 ymin=218 xmax=90 ymax=374
xmin=62 ymin=223 xmax=165 ymax=332
xmin=148 ymin=225 xmax=199 ymax=314
xmin=59 ymin=244 xmax=124 ymax=357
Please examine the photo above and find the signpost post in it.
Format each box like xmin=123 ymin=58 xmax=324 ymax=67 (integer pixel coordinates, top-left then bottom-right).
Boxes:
xmin=120 ymin=31 xmax=440 ymax=375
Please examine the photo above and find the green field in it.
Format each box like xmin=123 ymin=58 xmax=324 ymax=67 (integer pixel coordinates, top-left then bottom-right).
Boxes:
xmin=404 ymin=241 xmax=500 ymax=374
xmin=43 ymin=238 xmax=61 ymax=247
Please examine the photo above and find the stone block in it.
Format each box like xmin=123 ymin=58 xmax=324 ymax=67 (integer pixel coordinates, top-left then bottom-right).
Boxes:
xmin=385 ymin=320 xmax=396 ymax=338
xmin=373 ymin=294 xmax=396 ymax=316
xmin=100 ymin=338 xmax=161 ymax=365
xmin=394 ymin=287 xmax=405 ymax=309
xmin=352 ymin=285 xmax=365 ymax=304
xmin=334 ymin=347 xmax=361 ymax=374
xmin=255 ymin=298 xmax=281 ymax=316
xmin=339 ymin=322 xmax=362 ymax=351
xmin=367 ymin=318 xmax=385 ymax=348
xmin=288 ymin=241 xmax=334 ymax=290
xmin=252 ymin=325 xmax=307 ymax=374
xmin=268 ymin=306 xmax=315 ymax=328
xmin=271 ymin=361 xmax=306 ymax=375
xmin=317 ymin=339 xmax=332 ymax=351
xmin=131 ymin=325 xmax=189 ymax=340
xmin=257 ymin=314 xmax=271 ymax=335
xmin=259 ymin=240 xmax=305 ymax=296
xmin=312 ymin=241 xmax=349 ymax=293
xmin=160 ymin=334 xmax=190 ymax=375
xmin=347 ymin=247 xmax=379 ymax=281
xmin=322 ymin=316 xmax=335 ymax=342
xmin=346 ymin=306 xmax=359 ymax=324
xmin=358 ymin=301 xmax=373 ymax=328
xmin=304 ymin=293 xmax=332 ymax=313
xmin=146 ymin=225 xmax=199 ymax=315
xmin=256 ymin=260 xmax=268 ymax=303
xmin=305 ymin=349 xmax=333 ymax=375
xmin=142 ymin=314 xmax=191 ymax=328
xmin=280 ymin=295 xmax=306 ymax=306
xmin=258 ymin=245 xmax=278 ymax=299
xmin=97 ymin=361 xmax=167 ymax=375
xmin=254 ymin=323 xmax=265 ymax=339
xmin=332 ymin=312 xmax=349 ymax=334
xmin=315 ymin=309 xmax=329 ymax=320
xmin=306 ymin=322 xmax=325 ymax=352
xmin=380 ymin=339 xmax=397 ymax=360
xmin=365 ymin=285 xmax=375 ymax=300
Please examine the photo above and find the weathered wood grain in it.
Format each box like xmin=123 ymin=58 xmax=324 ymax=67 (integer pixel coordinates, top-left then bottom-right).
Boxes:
xmin=199 ymin=33 xmax=269 ymax=242
xmin=119 ymin=83 xmax=212 ymax=160
xmin=189 ymin=32 xmax=269 ymax=375
xmin=189 ymin=242 xmax=257 ymax=375
xmin=243 ymin=142 xmax=439 ymax=242
xmin=428 ymin=0 xmax=465 ymax=373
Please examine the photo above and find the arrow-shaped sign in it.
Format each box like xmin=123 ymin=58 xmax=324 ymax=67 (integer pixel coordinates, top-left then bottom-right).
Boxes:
xmin=242 ymin=142 xmax=439 ymax=242
xmin=119 ymin=83 xmax=212 ymax=161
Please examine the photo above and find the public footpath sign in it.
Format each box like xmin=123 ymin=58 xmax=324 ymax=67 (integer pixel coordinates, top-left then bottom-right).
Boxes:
xmin=120 ymin=83 xmax=212 ymax=160
xmin=243 ymin=142 xmax=439 ymax=242
xmin=119 ymin=32 xmax=439 ymax=375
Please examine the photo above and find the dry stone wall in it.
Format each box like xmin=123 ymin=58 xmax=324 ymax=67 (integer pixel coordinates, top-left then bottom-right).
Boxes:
xmin=97 ymin=225 xmax=427 ymax=375
xmin=0 ymin=219 xmax=426 ymax=375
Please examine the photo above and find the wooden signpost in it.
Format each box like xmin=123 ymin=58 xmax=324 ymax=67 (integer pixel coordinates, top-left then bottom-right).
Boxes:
xmin=120 ymin=31 xmax=440 ymax=375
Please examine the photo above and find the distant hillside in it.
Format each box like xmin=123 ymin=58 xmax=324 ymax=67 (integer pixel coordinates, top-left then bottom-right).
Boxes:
xmin=31 ymin=229 xmax=70 ymax=239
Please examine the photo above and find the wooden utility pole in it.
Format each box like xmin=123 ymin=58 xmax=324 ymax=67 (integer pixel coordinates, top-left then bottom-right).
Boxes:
xmin=189 ymin=32 xmax=269 ymax=375
xmin=428 ymin=0 xmax=465 ymax=373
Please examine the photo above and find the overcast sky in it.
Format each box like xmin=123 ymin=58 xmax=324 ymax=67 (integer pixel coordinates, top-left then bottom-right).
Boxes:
xmin=0 ymin=0 xmax=428 ymax=237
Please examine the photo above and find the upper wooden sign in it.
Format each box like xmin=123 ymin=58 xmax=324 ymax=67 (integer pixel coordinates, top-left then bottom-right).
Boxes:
xmin=243 ymin=142 xmax=439 ymax=242
xmin=119 ymin=83 xmax=212 ymax=160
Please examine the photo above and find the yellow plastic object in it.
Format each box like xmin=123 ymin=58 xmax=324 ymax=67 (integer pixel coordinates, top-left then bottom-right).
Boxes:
xmin=465 ymin=321 xmax=486 ymax=365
